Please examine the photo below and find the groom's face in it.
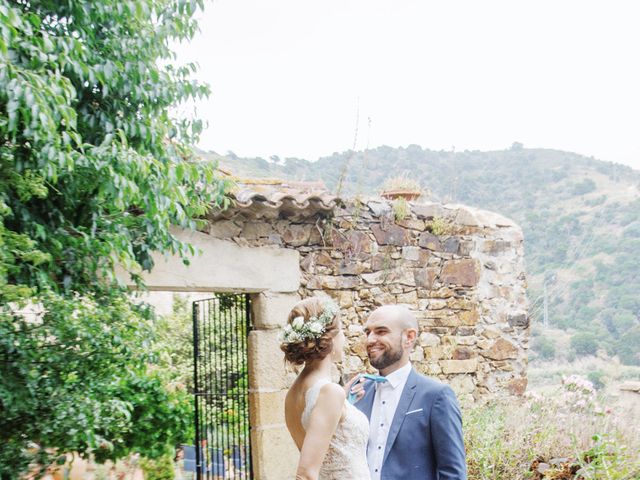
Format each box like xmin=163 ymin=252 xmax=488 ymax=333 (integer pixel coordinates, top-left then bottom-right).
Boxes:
xmin=364 ymin=313 xmax=405 ymax=372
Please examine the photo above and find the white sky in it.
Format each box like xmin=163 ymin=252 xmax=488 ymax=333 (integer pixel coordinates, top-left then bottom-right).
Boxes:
xmin=172 ymin=0 xmax=640 ymax=169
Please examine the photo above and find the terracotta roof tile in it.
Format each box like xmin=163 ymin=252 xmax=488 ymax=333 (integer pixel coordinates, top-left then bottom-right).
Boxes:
xmin=211 ymin=172 xmax=341 ymax=219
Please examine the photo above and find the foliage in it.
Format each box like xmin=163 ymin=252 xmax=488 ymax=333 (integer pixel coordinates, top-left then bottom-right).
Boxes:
xmin=392 ymin=197 xmax=409 ymax=221
xmin=153 ymin=295 xmax=196 ymax=388
xmin=572 ymin=178 xmax=597 ymax=196
xmin=570 ymin=332 xmax=599 ymax=357
xmin=0 ymin=0 xmax=231 ymax=476
xmin=532 ymin=336 xmax=556 ymax=360
xmin=613 ymin=326 xmax=640 ymax=366
xmin=427 ymin=216 xmax=451 ymax=236
xmin=1 ymin=0 xmax=231 ymax=296
xmin=0 ymin=291 xmax=192 ymax=473
xmin=140 ymin=454 xmax=175 ymax=480
xmin=154 ymin=294 xmax=250 ymax=448
xmin=527 ymin=351 xmax=640 ymax=391
xmin=574 ymin=434 xmax=638 ymax=480
xmin=587 ymin=370 xmax=606 ymax=390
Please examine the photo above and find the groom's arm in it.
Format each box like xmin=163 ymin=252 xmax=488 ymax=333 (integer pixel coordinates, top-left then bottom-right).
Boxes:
xmin=430 ymin=386 xmax=467 ymax=480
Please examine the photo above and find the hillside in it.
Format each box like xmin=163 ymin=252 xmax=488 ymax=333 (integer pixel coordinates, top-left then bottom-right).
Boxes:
xmin=202 ymin=146 xmax=640 ymax=365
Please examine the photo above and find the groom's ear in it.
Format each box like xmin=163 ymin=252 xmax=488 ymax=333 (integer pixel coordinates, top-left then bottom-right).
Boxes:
xmin=403 ymin=328 xmax=418 ymax=349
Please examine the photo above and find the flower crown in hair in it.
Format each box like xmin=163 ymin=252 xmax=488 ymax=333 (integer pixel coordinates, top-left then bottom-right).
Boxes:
xmin=280 ymin=301 xmax=339 ymax=344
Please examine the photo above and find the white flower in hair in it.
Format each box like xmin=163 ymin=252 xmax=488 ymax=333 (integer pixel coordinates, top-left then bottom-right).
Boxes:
xmin=308 ymin=321 xmax=324 ymax=334
xmin=290 ymin=331 xmax=301 ymax=342
xmin=292 ymin=316 xmax=305 ymax=330
xmin=280 ymin=300 xmax=340 ymax=345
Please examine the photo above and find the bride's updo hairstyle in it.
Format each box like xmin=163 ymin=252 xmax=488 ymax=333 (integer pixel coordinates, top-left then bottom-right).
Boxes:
xmin=280 ymin=297 xmax=340 ymax=366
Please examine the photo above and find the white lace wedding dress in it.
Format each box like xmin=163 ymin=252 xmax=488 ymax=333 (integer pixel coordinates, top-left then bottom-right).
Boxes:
xmin=301 ymin=378 xmax=371 ymax=480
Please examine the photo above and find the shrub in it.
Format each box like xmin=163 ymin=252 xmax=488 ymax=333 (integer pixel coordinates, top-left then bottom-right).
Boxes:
xmin=571 ymin=332 xmax=599 ymax=356
xmin=572 ymin=178 xmax=597 ymax=196
xmin=392 ymin=197 xmax=410 ymax=221
xmin=615 ymin=326 xmax=640 ymax=366
xmin=382 ymin=175 xmax=423 ymax=193
xmin=533 ymin=336 xmax=556 ymax=360
xmin=140 ymin=455 xmax=175 ymax=480
xmin=587 ymin=370 xmax=606 ymax=390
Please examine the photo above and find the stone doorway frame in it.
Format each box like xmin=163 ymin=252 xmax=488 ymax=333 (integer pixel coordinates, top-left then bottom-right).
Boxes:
xmin=121 ymin=228 xmax=302 ymax=480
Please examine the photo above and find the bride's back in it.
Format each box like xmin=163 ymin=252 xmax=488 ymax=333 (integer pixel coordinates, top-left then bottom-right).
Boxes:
xmin=285 ymin=373 xmax=333 ymax=450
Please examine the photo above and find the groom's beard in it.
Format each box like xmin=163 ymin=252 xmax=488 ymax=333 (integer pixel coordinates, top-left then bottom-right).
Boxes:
xmin=369 ymin=338 xmax=403 ymax=371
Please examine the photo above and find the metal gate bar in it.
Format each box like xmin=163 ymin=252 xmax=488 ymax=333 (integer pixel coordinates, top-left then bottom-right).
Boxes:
xmin=193 ymin=294 xmax=252 ymax=479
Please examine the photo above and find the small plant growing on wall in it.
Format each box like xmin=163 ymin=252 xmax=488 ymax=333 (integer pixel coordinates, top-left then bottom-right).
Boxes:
xmin=392 ymin=197 xmax=410 ymax=221
xmin=351 ymin=195 xmax=366 ymax=226
xmin=426 ymin=216 xmax=452 ymax=236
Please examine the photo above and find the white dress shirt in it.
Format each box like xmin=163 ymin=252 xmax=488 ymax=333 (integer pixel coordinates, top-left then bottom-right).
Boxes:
xmin=367 ymin=362 xmax=413 ymax=480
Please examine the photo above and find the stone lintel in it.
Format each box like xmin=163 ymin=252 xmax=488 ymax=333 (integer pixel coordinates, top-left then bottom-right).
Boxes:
xmin=118 ymin=227 xmax=300 ymax=293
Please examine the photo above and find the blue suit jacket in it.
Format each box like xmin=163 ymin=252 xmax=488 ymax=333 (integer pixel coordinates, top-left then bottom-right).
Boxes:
xmin=356 ymin=369 xmax=467 ymax=480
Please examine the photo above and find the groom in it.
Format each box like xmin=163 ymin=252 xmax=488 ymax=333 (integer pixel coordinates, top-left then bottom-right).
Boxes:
xmin=352 ymin=305 xmax=467 ymax=479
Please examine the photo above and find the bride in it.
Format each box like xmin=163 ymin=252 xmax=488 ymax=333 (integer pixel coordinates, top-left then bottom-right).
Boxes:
xmin=280 ymin=297 xmax=370 ymax=480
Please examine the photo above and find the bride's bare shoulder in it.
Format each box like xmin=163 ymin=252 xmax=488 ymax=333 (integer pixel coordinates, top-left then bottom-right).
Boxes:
xmin=317 ymin=382 xmax=346 ymax=402
xmin=320 ymin=382 xmax=346 ymax=400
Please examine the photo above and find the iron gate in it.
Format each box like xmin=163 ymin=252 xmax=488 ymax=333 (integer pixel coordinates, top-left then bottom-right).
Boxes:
xmin=192 ymin=294 xmax=253 ymax=479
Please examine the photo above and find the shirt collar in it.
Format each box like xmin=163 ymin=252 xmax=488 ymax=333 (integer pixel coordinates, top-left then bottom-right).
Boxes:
xmin=380 ymin=362 xmax=412 ymax=390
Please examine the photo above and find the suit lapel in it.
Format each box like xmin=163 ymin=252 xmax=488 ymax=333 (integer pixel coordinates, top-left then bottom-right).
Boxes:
xmin=358 ymin=382 xmax=376 ymax=419
xmin=382 ymin=369 xmax=418 ymax=465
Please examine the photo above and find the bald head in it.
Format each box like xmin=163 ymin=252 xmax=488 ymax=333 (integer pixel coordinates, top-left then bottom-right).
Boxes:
xmin=368 ymin=304 xmax=418 ymax=331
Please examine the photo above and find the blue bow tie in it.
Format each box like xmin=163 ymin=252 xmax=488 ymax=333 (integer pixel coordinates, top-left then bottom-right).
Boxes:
xmin=348 ymin=374 xmax=388 ymax=404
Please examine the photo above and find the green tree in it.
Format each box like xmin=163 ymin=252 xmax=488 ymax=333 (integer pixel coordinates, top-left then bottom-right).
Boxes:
xmin=614 ymin=326 xmax=640 ymax=366
xmin=532 ymin=336 xmax=556 ymax=360
xmin=570 ymin=332 xmax=599 ymax=357
xmin=0 ymin=0 xmax=230 ymax=476
xmin=571 ymin=178 xmax=597 ymax=196
xmin=154 ymin=295 xmax=197 ymax=390
xmin=154 ymin=295 xmax=250 ymax=448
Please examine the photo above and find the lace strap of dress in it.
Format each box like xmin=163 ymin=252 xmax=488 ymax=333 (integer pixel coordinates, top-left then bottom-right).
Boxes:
xmin=301 ymin=378 xmax=332 ymax=430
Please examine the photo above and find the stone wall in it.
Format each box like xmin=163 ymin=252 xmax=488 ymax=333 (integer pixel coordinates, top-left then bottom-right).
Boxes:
xmin=123 ymin=197 xmax=529 ymax=479
xmin=209 ymin=199 xmax=529 ymax=404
